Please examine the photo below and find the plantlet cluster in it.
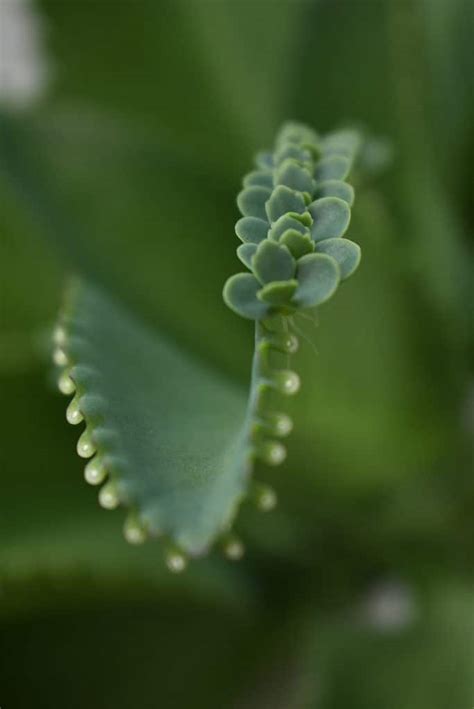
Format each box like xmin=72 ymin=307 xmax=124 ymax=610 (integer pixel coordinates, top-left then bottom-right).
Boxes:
xmin=52 ymin=121 xmax=363 ymax=571
xmin=224 ymin=121 xmax=361 ymax=320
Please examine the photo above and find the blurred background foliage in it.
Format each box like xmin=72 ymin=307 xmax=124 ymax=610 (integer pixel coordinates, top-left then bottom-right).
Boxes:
xmin=0 ymin=0 xmax=473 ymax=706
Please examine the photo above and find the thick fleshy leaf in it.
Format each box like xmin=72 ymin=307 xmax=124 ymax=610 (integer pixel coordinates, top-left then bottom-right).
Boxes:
xmin=257 ymin=279 xmax=298 ymax=306
xmin=237 ymin=243 xmax=258 ymax=269
xmin=252 ymin=239 xmax=296 ymax=284
xmin=60 ymin=280 xmax=251 ymax=557
xmin=268 ymin=213 xmax=311 ymax=241
xmin=255 ymin=151 xmax=274 ymax=170
xmin=314 ymin=155 xmax=351 ymax=182
xmin=275 ymin=122 xmax=320 ymax=153
xmin=237 ymin=186 xmax=272 ymax=220
xmin=293 ymin=253 xmax=340 ymax=307
xmin=279 ymin=229 xmax=314 ymax=259
xmin=223 ymin=272 xmax=271 ymax=320
xmin=274 ymin=159 xmax=315 ymax=193
xmin=265 ymin=185 xmax=306 ymax=223
xmin=313 ymin=179 xmax=354 ymax=206
xmin=274 ymin=143 xmax=312 ymax=166
xmin=321 ymin=129 xmax=361 ymax=156
xmin=243 ymin=170 xmax=274 ymax=189
xmin=235 ymin=216 xmax=269 ymax=244
xmin=315 ymin=237 xmax=361 ymax=280
xmin=309 ymin=197 xmax=351 ymax=241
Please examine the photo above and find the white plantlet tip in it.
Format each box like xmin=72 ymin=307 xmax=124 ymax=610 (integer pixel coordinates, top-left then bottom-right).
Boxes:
xmin=76 ymin=431 xmax=96 ymax=459
xmin=84 ymin=458 xmax=107 ymax=486
xmin=224 ymin=538 xmax=245 ymax=561
xmin=165 ymin=551 xmax=187 ymax=573
xmin=273 ymin=413 xmax=293 ymax=437
xmin=257 ymin=487 xmax=278 ymax=512
xmin=98 ymin=483 xmax=120 ymax=510
xmin=57 ymin=372 xmax=75 ymax=395
xmin=66 ymin=398 xmax=84 ymax=425
xmin=53 ymin=347 xmax=68 ymax=367
xmin=53 ymin=325 xmax=67 ymax=347
xmin=282 ymin=371 xmax=300 ymax=395
xmin=284 ymin=334 xmax=299 ymax=354
xmin=260 ymin=440 xmax=287 ymax=466
xmin=123 ymin=518 xmax=147 ymax=545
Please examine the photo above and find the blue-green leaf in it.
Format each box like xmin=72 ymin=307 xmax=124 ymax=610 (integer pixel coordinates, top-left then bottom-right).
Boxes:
xmin=315 ymin=237 xmax=361 ymax=280
xmin=235 ymin=216 xmax=269 ymax=244
xmin=243 ymin=170 xmax=274 ymax=189
xmin=257 ymin=279 xmax=298 ymax=306
xmin=252 ymin=239 xmax=296 ymax=284
xmin=309 ymin=197 xmax=351 ymax=241
xmin=314 ymin=155 xmax=351 ymax=182
xmin=59 ymin=280 xmax=251 ymax=557
xmin=279 ymin=229 xmax=314 ymax=259
xmin=313 ymin=179 xmax=354 ymax=206
xmin=223 ymin=272 xmax=271 ymax=320
xmin=274 ymin=159 xmax=315 ymax=193
xmin=265 ymin=185 xmax=306 ymax=223
xmin=268 ymin=213 xmax=310 ymax=241
xmin=237 ymin=186 xmax=272 ymax=220
xmin=237 ymin=243 xmax=258 ymax=269
xmin=293 ymin=253 xmax=340 ymax=307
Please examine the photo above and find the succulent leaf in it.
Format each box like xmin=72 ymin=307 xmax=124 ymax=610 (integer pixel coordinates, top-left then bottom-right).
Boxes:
xmin=315 ymin=237 xmax=361 ymax=280
xmin=235 ymin=216 xmax=269 ymax=244
xmin=309 ymin=197 xmax=351 ymax=241
xmin=237 ymin=243 xmax=258 ymax=270
xmin=293 ymin=253 xmax=340 ymax=307
xmin=252 ymin=239 xmax=296 ymax=284
xmin=279 ymin=229 xmax=315 ymax=259
xmin=237 ymin=186 xmax=272 ymax=220
xmin=314 ymin=155 xmax=351 ymax=182
xmin=257 ymin=279 xmax=298 ymax=306
xmin=223 ymin=273 xmax=271 ymax=320
xmin=313 ymin=179 xmax=354 ymax=206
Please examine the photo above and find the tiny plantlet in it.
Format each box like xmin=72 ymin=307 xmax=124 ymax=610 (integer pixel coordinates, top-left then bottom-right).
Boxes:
xmin=53 ymin=121 xmax=363 ymax=571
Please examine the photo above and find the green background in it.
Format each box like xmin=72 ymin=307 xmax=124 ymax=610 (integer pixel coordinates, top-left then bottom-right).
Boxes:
xmin=0 ymin=0 xmax=473 ymax=706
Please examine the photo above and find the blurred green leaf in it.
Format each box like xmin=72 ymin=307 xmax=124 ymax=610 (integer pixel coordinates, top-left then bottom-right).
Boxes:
xmin=56 ymin=279 xmax=250 ymax=557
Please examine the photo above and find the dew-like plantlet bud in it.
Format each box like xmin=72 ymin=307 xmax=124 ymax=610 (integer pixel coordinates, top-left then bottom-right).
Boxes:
xmin=76 ymin=429 xmax=96 ymax=458
xmin=66 ymin=397 xmax=84 ymax=425
xmin=98 ymin=481 xmax=120 ymax=509
xmin=270 ymin=370 xmax=300 ymax=395
xmin=123 ymin=515 xmax=147 ymax=545
xmin=53 ymin=347 xmax=68 ymax=367
xmin=264 ymin=412 xmax=293 ymax=437
xmin=57 ymin=371 xmax=75 ymax=395
xmin=165 ymin=549 xmax=187 ymax=573
xmin=223 ymin=535 xmax=245 ymax=561
xmin=257 ymin=440 xmax=287 ymax=466
xmin=84 ymin=457 xmax=107 ymax=486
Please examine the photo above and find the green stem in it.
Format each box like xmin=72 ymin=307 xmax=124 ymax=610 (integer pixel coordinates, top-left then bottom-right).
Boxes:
xmin=243 ymin=317 xmax=300 ymax=467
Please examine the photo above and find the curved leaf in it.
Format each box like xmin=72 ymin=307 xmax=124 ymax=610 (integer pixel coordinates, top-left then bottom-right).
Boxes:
xmin=257 ymin=280 xmax=298 ymax=306
xmin=313 ymin=179 xmax=355 ymax=206
xmin=252 ymin=240 xmax=296 ymax=284
xmin=265 ymin=185 xmax=306 ymax=223
xmin=235 ymin=216 xmax=269 ymax=244
xmin=293 ymin=253 xmax=340 ymax=307
xmin=223 ymin=273 xmax=271 ymax=320
xmin=237 ymin=243 xmax=258 ymax=269
xmin=237 ymin=186 xmax=272 ymax=220
xmin=314 ymin=155 xmax=351 ymax=181
xmin=309 ymin=197 xmax=351 ymax=241
xmin=58 ymin=280 xmax=251 ymax=558
xmin=315 ymin=237 xmax=361 ymax=280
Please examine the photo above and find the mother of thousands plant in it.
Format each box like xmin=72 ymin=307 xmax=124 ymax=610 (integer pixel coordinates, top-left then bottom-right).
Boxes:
xmin=51 ymin=121 xmax=363 ymax=572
